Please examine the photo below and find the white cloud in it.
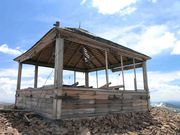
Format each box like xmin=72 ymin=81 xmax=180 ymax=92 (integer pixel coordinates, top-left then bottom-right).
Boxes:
xmin=98 ymin=24 xmax=180 ymax=56
xmin=91 ymin=0 xmax=137 ymax=15
xmin=81 ymin=0 xmax=87 ymax=5
xmin=0 ymin=44 xmax=23 ymax=56
xmin=134 ymin=25 xmax=176 ymax=56
xmin=148 ymin=71 xmax=180 ymax=102
xmin=1 ymin=66 xmax=180 ymax=103
xmin=90 ymin=70 xmax=180 ymax=102
xmin=171 ymin=41 xmax=180 ymax=55
xmin=148 ymin=0 xmax=158 ymax=3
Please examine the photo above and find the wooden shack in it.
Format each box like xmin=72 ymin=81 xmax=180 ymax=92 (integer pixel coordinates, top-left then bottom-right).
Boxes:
xmin=14 ymin=22 xmax=151 ymax=119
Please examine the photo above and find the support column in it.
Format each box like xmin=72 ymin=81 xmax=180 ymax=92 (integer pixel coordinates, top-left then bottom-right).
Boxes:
xmin=105 ymin=51 xmax=109 ymax=88
xmin=142 ymin=61 xmax=150 ymax=110
xmin=120 ymin=56 xmax=125 ymax=90
xmin=34 ymin=65 xmax=38 ymax=88
xmin=96 ymin=71 xmax=98 ymax=88
xmin=74 ymin=71 xmax=76 ymax=83
xmin=142 ymin=61 xmax=148 ymax=91
xmin=53 ymin=34 xmax=64 ymax=119
xmin=15 ymin=62 xmax=22 ymax=107
xmin=17 ymin=62 xmax=22 ymax=90
xmin=85 ymin=72 xmax=89 ymax=87
xmin=133 ymin=58 xmax=137 ymax=91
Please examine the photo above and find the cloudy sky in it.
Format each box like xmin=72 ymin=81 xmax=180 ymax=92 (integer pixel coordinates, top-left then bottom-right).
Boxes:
xmin=0 ymin=0 xmax=180 ymax=103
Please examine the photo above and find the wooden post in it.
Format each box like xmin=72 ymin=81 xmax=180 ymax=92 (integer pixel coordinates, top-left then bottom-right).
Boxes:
xmin=15 ymin=62 xmax=22 ymax=107
xmin=85 ymin=72 xmax=89 ymax=87
xmin=53 ymin=33 xmax=64 ymax=119
xmin=74 ymin=71 xmax=76 ymax=83
xmin=54 ymin=37 xmax=64 ymax=88
xmin=120 ymin=56 xmax=125 ymax=90
xmin=142 ymin=61 xmax=148 ymax=91
xmin=142 ymin=61 xmax=150 ymax=110
xmin=96 ymin=71 xmax=98 ymax=88
xmin=17 ymin=62 xmax=22 ymax=90
xmin=105 ymin=51 xmax=109 ymax=88
xmin=133 ymin=58 xmax=137 ymax=91
xmin=34 ymin=65 xmax=38 ymax=88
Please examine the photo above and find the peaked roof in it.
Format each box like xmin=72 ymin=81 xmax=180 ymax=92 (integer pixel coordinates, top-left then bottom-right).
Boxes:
xmin=14 ymin=26 xmax=150 ymax=72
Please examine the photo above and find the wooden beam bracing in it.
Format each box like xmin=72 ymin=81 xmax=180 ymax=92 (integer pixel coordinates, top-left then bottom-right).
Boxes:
xmin=66 ymin=45 xmax=82 ymax=65
xmin=74 ymin=55 xmax=84 ymax=68
xmin=111 ymin=53 xmax=121 ymax=63
xmin=97 ymin=49 xmax=113 ymax=65
xmin=86 ymin=47 xmax=104 ymax=67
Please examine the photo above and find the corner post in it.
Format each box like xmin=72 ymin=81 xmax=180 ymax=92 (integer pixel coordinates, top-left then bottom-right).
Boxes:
xmin=105 ymin=51 xmax=109 ymax=88
xmin=34 ymin=65 xmax=38 ymax=88
xmin=53 ymin=24 xmax=64 ymax=119
xmin=85 ymin=72 xmax=89 ymax=87
xmin=15 ymin=62 xmax=22 ymax=107
xmin=17 ymin=62 xmax=22 ymax=90
xmin=142 ymin=61 xmax=150 ymax=110
xmin=142 ymin=61 xmax=148 ymax=91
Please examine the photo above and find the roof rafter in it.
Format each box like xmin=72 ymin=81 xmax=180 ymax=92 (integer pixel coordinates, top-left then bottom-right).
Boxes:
xmin=85 ymin=47 xmax=104 ymax=67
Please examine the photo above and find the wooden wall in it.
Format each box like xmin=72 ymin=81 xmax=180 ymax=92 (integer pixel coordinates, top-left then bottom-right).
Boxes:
xmin=16 ymin=88 xmax=54 ymax=119
xmin=16 ymin=87 xmax=149 ymax=119
xmin=61 ymin=88 xmax=149 ymax=119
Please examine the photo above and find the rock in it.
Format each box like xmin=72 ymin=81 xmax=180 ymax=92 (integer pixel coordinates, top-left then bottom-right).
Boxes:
xmin=0 ymin=107 xmax=180 ymax=135
xmin=80 ymin=128 xmax=91 ymax=135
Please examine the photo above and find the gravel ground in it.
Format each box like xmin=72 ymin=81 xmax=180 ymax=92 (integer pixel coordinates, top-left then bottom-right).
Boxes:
xmin=0 ymin=107 xmax=179 ymax=135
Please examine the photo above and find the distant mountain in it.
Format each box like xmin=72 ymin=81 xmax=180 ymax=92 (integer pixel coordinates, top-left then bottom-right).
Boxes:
xmin=151 ymin=101 xmax=180 ymax=113
xmin=0 ymin=102 xmax=14 ymax=109
xmin=0 ymin=102 xmax=13 ymax=105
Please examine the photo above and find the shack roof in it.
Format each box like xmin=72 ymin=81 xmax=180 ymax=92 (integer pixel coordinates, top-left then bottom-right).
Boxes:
xmin=14 ymin=27 xmax=150 ymax=72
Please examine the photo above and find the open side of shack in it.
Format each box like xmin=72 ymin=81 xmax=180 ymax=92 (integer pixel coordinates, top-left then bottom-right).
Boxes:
xmin=14 ymin=22 xmax=151 ymax=119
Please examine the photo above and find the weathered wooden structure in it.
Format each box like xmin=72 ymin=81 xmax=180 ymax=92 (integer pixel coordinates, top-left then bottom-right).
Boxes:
xmin=14 ymin=22 xmax=150 ymax=119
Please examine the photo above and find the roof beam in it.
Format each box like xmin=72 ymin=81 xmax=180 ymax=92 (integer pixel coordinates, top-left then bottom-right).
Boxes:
xmin=15 ymin=28 xmax=56 ymax=62
xmin=66 ymin=45 xmax=82 ymax=65
xmin=88 ymin=59 xmax=141 ymax=72
xmin=23 ymin=60 xmax=87 ymax=72
xmin=60 ymin=29 xmax=109 ymax=51
xmin=60 ymin=28 xmax=149 ymax=61
xmin=19 ymin=39 xmax=55 ymax=63
xmin=111 ymin=53 xmax=121 ymax=63
xmin=74 ymin=55 xmax=84 ymax=69
xmin=85 ymin=47 xmax=104 ymax=67
xmin=96 ymin=49 xmax=113 ymax=65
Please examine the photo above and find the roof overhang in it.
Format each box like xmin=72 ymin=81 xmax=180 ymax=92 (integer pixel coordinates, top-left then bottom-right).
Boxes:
xmin=14 ymin=27 xmax=151 ymax=72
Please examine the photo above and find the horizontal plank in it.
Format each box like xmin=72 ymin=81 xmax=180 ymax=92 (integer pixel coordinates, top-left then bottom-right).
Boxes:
xmin=61 ymin=108 xmax=148 ymax=119
xmin=61 ymin=105 xmax=148 ymax=116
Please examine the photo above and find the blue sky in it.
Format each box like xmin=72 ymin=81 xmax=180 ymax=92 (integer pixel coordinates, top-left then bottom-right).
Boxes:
xmin=0 ymin=0 xmax=180 ymax=103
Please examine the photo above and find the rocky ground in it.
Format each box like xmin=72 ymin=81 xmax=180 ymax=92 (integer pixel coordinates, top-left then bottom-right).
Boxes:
xmin=0 ymin=107 xmax=179 ymax=135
